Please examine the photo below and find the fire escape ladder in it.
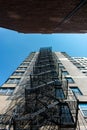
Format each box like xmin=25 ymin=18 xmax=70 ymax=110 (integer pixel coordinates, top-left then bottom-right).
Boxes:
xmin=0 ymin=47 xmax=78 ymax=130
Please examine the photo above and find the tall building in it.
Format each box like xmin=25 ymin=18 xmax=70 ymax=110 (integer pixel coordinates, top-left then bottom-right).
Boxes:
xmin=0 ymin=48 xmax=87 ymax=130
xmin=72 ymin=57 xmax=87 ymax=75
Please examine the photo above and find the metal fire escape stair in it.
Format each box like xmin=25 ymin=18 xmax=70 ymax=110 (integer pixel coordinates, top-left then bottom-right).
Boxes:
xmin=15 ymin=47 xmax=78 ymax=130
xmin=0 ymin=47 xmax=78 ymax=130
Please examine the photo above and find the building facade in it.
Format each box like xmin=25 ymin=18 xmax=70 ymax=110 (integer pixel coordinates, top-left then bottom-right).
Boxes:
xmin=72 ymin=57 xmax=87 ymax=75
xmin=0 ymin=48 xmax=87 ymax=129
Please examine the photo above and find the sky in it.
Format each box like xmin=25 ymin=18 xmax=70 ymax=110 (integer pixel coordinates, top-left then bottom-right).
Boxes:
xmin=0 ymin=27 xmax=87 ymax=86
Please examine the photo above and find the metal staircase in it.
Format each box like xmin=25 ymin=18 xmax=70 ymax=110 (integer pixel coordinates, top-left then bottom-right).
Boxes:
xmin=0 ymin=47 xmax=78 ymax=130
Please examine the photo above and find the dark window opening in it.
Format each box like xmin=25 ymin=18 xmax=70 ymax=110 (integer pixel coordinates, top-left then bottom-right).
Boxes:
xmin=70 ymin=87 xmax=82 ymax=96
xmin=6 ymin=78 xmax=20 ymax=84
xmin=55 ymin=88 xmax=65 ymax=99
xmin=79 ymin=103 xmax=87 ymax=117
xmin=0 ymin=87 xmax=15 ymax=95
xmin=17 ymin=67 xmax=27 ymax=70
xmin=66 ymin=77 xmax=74 ymax=83
xmin=13 ymin=72 xmax=24 ymax=76
xmin=62 ymin=71 xmax=69 ymax=76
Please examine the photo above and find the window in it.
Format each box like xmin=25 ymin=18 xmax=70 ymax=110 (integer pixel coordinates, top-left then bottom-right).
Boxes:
xmin=78 ymin=67 xmax=85 ymax=70
xmin=60 ymin=104 xmax=73 ymax=124
xmin=59 ymin=63 xmax=63 ymax=65
xmin=65 ymin=77 xmax=74 ymax=83
xmin=55 ymin=88 xmax=64 ymax=99
xmin=82 ymin=71 xmax=87 ymax=73
xmin=0 ymin=88 xmax=15 ymax=95
xmin=62 ymin=71 xmax=69 ymax=76
xmin=6 ymin=78 xmax=20 ymax=84
xmin=21 ymin=63 xmax=29 ymax=66
xmin=17 ymin=67 xmax=27 ymax=70
xmin=70 ymin=87 xmax=82 ymax=96
xmin=13 ymin=72 xmax=24 ymax=76
xmin=59 ymin=65 xmax=65 ymax=69
xmin=79 ymin=103 xmax=87 ymax=117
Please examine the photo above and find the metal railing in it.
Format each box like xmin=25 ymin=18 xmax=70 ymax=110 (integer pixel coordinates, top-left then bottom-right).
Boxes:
xmin=2 ymin=47 xmax=79 ymax=130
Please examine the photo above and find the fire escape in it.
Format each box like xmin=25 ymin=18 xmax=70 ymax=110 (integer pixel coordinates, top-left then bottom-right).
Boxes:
xmin=0 ymin=47 xmax=78 ymax=130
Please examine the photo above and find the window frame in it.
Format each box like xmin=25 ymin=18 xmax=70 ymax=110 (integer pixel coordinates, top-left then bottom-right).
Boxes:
xmin=70 ymin=87 xmax=83 ymax=96
xmin=65 ymin=77 xmax=74 ymax=83
xmin=55 ymin=88 xmax=65 ymax=99
xmin=13 ymin=71 xmax=24 ymax=76
xmin=62 ymin=71 xmax=69 ymax=76
xmin=6 ymin=78 xmax=21 ymax=84
xmin=17 ymin=67 xmax=27 ymax=70
xmin=0 ymin=87 xmax=15 ymax=95
xmin=79 ymin=103 xmax=87 ymax=118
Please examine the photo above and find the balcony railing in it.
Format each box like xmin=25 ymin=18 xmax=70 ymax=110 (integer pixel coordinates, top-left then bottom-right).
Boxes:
xmin=5 ymin=47 xmax=78 ymax=130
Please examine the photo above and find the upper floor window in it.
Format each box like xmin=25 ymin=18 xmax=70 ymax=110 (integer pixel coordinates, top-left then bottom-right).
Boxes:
xmin=13 ymin=72 xmax=24 ymax=76
xmin=17 ymin=67 xmax=27 ymax=70
xmin=59 ymin=65 xmax=65 ymax=69
xmin=55 ymin=88 xmax=64 ymax=99
xmin=21 ymin=63 xmax=29 ymax=66
xmin=79 ymin=103 xmax=87 ymax=117
xmin=70 ymin=87 xmax=82 ymax=96
xmin=62 ymin=71 xmax=69 ymax=76
xmin=0 ymin=88 xmax=15 ymax=95
xmin=82 ymin=71 xmax=87 ymax=73
xmin=65 ymin=77 xmax=74 ymax=83
xmin=6 ymin=78 xmax=20 ymax=84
